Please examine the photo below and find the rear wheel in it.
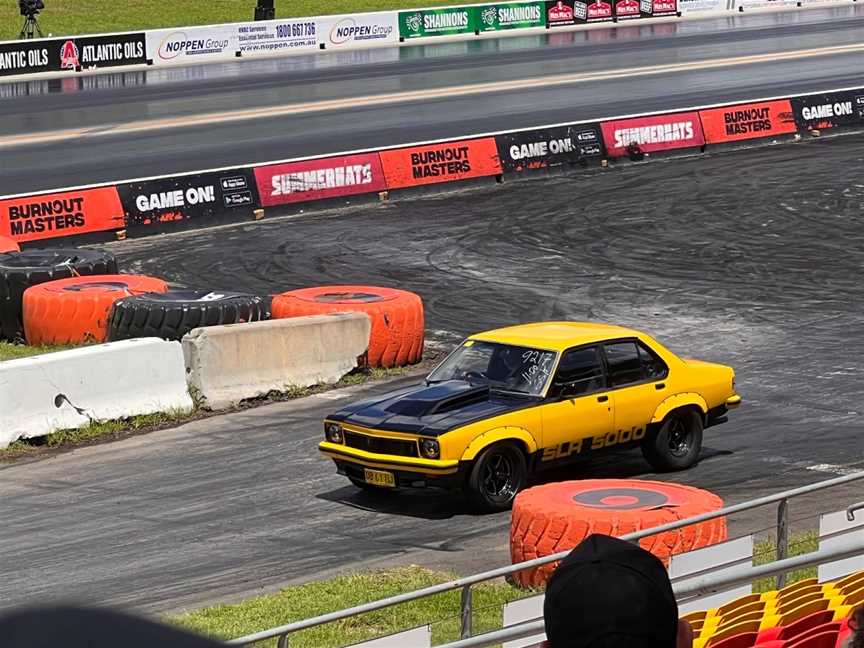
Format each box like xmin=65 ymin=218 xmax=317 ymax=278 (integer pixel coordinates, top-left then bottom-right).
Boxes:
xmin=641 ymin=408 xmax=703 ymax=471
xmin=465 ymin=443 xmax=527 ymax=513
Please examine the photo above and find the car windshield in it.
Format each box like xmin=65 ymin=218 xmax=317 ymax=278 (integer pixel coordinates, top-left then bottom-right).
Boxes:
xmin=427 ymin=340 xmax=558 ymax=396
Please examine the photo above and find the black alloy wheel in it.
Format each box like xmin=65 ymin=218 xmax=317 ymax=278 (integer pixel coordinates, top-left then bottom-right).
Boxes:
xmin=641 ymin=408 xmax=704 ymax=472
xmin=466 ymin=443 xmax=527 ymax=513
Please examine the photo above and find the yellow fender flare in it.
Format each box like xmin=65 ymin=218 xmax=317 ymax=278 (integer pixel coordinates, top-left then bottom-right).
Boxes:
xmin=459 ymin=426 xmax=539 ymax=462
xmin=651 ymin=392 xmax=708 ymax=424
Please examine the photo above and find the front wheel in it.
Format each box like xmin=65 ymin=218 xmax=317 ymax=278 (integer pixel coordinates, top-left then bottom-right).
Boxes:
xmin=641 ymin=408 xmax=703 ymax=471
xmin=465 ymin=443 xmax=527 ymax=513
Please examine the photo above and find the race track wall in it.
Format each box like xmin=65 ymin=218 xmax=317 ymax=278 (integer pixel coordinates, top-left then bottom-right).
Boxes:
xmin=0 ymin=86 xmax=860 ymax=248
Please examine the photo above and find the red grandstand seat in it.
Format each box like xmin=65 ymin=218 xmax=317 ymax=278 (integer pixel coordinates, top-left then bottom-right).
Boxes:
xmin=709 ymin=631 xmax=758 ymax=648
xmin=781 ymin=622 xmax=842 ymax=646
xmin=755 ymin=610 xmax=835 ymax=644
xmin=784 ymin=629 xmax=839 ymax=648
xmin=835 ymin=620 xmax=853 ymax=647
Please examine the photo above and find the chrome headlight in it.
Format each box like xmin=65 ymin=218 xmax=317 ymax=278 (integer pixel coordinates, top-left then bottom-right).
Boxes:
xmin=419 ymin=438 xmax=440 ymax=459
xmin=325 ymin=422 xmax=343 ymax=444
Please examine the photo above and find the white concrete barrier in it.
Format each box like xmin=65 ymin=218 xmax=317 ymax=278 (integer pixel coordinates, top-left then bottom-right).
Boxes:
xmin=182 ymin=312 xmax=371 ymax=410
xmin=0 ymin=338 xmax=194 ymax=448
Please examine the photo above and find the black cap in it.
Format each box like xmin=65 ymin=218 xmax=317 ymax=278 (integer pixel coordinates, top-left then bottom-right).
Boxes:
xmin=543 ymin=534 xmax=679 ymax=648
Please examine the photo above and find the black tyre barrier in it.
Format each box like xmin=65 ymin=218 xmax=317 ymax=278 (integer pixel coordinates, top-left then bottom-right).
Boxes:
xmin=0 ymin=248 xmax=118 ymax=342
xmin=107 ymin=290 xmax=270 ymax=342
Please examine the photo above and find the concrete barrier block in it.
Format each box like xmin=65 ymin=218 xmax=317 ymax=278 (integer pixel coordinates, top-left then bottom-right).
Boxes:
xmin=182 ymin=312 xmax=371 ymax=410
xmin=0 ymin=338 xmax=194 ymax=449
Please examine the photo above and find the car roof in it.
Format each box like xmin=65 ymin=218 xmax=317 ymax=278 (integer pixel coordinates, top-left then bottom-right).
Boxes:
xmin=468 ymin=321 xmax=643 ymax=352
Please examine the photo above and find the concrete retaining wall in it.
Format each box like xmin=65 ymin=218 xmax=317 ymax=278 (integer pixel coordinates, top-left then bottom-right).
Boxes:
xmin=0 ymin=338 xmax=194 ymax=448
xmin=182 ymin=312 xmax=371 ymax=410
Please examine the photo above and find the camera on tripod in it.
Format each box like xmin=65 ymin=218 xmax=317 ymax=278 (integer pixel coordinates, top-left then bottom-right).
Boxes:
xmin=19 ymin=0 xmax=44 ymax=17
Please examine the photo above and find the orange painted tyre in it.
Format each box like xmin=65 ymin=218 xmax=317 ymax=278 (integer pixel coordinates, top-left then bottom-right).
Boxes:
xmin=271 ymin=286 xmax=424 ymax=367
xmin=23 ymin=274 xmax=168 ymax=345
xmin=509 ymin=479 xmax=726 ymax=588
xmin=0 ymin=237 xmax=19 ymax=253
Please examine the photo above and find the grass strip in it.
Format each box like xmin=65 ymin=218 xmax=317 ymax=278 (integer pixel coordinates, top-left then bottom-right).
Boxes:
xmin=0 ymin=0 xmax=468 ymax=40
xmin=172 ymin=533 xmax=822 ymax=646
xmin=0 ymin=341 xmax=73 ymax=361
xmin=171 ymin=566 xmax=522 ymax=647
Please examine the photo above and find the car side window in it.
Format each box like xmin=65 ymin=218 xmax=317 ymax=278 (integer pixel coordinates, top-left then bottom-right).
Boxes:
xmin=551 ymin=346 xmax=605 ymax=397
xmin=604 ymin=341 xmax=644 ymax=387
xmin=637 ymin=341 xmax=668 ymax=380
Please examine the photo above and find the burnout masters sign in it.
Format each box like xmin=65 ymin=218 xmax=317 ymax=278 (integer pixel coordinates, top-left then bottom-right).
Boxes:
xmin=601 ymin=111 xmax=704 ymax=157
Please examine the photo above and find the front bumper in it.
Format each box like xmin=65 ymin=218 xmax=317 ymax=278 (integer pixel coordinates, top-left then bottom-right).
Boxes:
xmin=319 ymin=442 xmax=465 ymax=490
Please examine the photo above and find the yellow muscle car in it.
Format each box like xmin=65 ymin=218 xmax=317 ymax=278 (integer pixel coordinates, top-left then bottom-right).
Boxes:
xmin=319 ymin=322 xmax=741 ymax=511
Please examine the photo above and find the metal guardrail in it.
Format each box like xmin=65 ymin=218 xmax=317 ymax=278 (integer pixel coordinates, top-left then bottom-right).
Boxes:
xmin=436 ymin=533 xmax=864 ymax=648
xmin=228 ymin=469 xmax=864 ymax=646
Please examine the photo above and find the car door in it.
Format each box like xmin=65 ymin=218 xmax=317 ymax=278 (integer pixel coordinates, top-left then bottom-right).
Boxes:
xmin=600 ymin=339 xmax=669 ymax=447
xmin=538 ymin=345 xmax=614 ymax=464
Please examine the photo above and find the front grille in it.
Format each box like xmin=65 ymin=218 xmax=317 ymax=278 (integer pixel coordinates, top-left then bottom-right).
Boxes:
xmin=344 ymin=431 xmax=418 ymax=457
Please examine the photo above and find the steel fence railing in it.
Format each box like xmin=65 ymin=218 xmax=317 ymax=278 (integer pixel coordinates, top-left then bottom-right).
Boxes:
xmin=436 ymin=533 xmax=864 ymax=648
xmin=228 ymin=469 xmax=864 ymax=646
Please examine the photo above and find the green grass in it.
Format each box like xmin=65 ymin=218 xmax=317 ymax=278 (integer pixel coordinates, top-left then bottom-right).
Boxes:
xmin=0 ymin=0 xmax=469 ymax=40
xmin=0 ymin=341 xmax=73 ymax=361
xmin=171 ymin=566 xmax=523 ymax=648
xmin=753 ymin=530 xmax=819 ymax=593
xmin=170 ymin=533 xmax=822 ymax=647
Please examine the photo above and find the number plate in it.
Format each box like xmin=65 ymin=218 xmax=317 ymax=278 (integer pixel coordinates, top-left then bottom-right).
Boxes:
xmin=364 ymin=468 xmax=396 ymax=488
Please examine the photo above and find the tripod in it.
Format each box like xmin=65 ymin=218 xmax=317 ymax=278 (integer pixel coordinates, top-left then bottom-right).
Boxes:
xmin=19 ymin=14 xmax=43 ymax=39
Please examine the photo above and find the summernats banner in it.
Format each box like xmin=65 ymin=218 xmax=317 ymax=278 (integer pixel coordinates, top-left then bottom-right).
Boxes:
xmin=0 ymin=187 xmax=125 ymax=243
xmin=791 ymin=90 xmax=864 ymax=131
xmin=496 ymin=124 xmax=605 ymax=172
xmin=601 ymin=111 xmax=704 ymax=156
xmin=117 ymin=169 xmax=258 ymax=228
xmin=255 ymin=153 xmax=387 ymax=206
xmin=699 ymin=100 xmax=797 ymax=143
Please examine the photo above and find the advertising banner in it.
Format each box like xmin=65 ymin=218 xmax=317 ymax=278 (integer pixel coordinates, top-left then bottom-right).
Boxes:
xmin=379 ymin=138 xmax=502 ymax=188
xmin=146 ymin=25 xmax=237 ymax=66
xmin=254 ymin=153 xmax=386 ymax=206
xmin=677 ymin=0 xmax=728 ymax=12
xmin=496 ymin=124 xmax=605 ymax=172
xmin=640 ymin=0 xmax=678 ymax=16
xmin=615 ymin=0 xmax=642 ymax=20
xmin=0 ymin=187 xmax=124 ymax=243
xmin=791 ymin=90 xmax=864 ymax=131
xmin=477 ymin=3 xmax=545 ymax=31
xmin=398 ymin=7 xmax=476 ymax=39
xmin=238 ymin=18 xmax=318 ymax=56
xmin=318 ymin=13 xmax=399 ymax=49
xmin=601 ymin=111 xmax=704 ymax=157
xmin=736 ymin=0 xmax=796 ymax=8
xmin=77 ymin=33 xmax=146 ymax=69
xmin=545 ymin=0 xmax=613 ymax=24
xmin=0 ymin=38 xmax=66 ymax=77
xmin=699 ymin=99 xmax=796 ymax=144
xmin=117 ymin=170 xmax=258 ymax=227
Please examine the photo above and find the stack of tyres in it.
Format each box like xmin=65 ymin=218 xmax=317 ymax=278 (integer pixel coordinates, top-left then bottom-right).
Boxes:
xmin=0 ymin=249 xmax=117 ymax=342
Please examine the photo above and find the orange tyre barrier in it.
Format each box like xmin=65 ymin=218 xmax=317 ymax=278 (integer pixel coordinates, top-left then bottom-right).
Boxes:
xmin=509 ymin=479 xmax=726 ymax=588
xmin=271 ymin=285 xmax=424 ymax=367
xmin=23 ymin=274 xmax=168 ymax=345
xmin=0 ymin=237 xmax=19 ymax=253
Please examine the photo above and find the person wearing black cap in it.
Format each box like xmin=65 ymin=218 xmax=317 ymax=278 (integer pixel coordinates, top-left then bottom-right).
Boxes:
xmin=543 ymin=534 xmax=694 ymax=648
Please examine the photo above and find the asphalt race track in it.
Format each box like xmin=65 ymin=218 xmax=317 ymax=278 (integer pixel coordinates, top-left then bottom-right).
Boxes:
xmin=4 ymin=6 xmax=864 ymax=193
xmin=2 ymin=133 xmax=864 ymax=614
